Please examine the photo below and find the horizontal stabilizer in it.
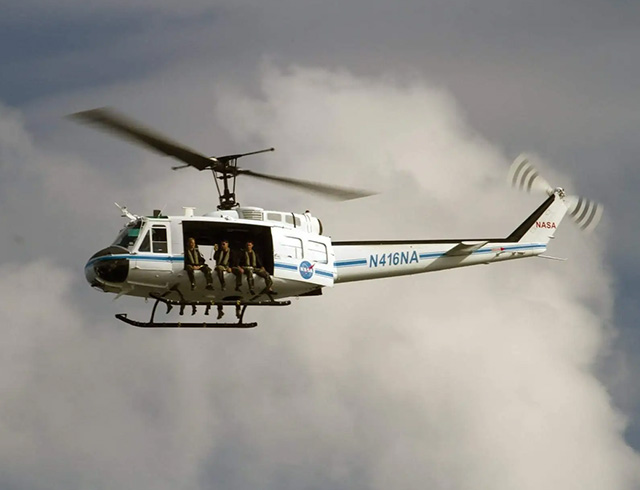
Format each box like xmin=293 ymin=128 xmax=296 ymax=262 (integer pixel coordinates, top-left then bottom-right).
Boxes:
xmin=537 ymin=254 xmax=567 ymax=261
xmin=445 ymin=241 xmax=489 ymax=256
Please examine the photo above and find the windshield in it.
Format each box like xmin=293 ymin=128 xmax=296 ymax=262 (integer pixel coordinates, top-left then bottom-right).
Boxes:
xmin=112 ymin=220 xmax=143 ymax=251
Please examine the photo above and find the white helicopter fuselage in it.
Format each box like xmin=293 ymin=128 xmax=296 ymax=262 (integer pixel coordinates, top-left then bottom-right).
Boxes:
xmin=85 ymin=192 xmax=568 ymax=304
xmin=86 ymin=207 xmax=335 ymax=302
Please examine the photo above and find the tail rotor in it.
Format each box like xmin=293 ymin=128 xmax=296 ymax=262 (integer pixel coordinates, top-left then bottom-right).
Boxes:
xmin=508 ymin=154 xmax=554 ymax=195
xmin=564 ymin=195 xmax=603 ymax=232
xmin=508 ymin=154 xmax=603 ymax=233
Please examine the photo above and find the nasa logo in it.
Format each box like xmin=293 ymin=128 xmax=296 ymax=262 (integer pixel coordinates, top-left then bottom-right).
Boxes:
xmin=299 ymin=260 xmax=315 ymax=280
xmin=535 ymin=221 xmax=557 ymax=229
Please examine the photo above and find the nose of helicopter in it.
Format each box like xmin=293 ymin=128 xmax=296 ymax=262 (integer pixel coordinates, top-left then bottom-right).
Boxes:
xmin=84 ymin=261 xmax=97 ymax=285
xmin=85 ymin=246 xmax=130 ymax=286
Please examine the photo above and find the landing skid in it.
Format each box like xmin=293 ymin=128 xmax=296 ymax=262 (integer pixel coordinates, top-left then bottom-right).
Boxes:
xmin=115 ymin=313 xmax=258 ymax=328
xmin=115 ymin=291 xmax=290 ymax=328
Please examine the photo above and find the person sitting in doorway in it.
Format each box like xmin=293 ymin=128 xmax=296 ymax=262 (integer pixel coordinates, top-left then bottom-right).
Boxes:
xmin=239 ymin=240 xmax=275 ymax=296
xmin=184 ymin=237 xmax=214 ymax=291
xmin=214 ymin=239 xmax=233 ymax=291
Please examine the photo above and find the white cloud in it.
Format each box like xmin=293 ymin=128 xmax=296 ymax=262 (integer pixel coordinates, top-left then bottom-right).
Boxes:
xmin=0 ymin=65 xmax=638 ymax=489
xmin=212 ymin=65 xmax=640 ymax=489
xmin=0 ymin=261 xmax=220 ymax=489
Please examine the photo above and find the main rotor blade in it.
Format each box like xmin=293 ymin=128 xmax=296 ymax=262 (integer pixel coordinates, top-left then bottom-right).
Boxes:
xmin=217 ymin=148 xmax=275 ymax=163
xmin=68 ymin=107 xmax=216 ymax=171
xmin=238 ymin=169 xmax=375 ymax=201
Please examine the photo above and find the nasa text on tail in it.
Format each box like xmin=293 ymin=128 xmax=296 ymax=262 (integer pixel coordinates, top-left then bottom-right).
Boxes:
xmin=71 ymin=109 xmax=602 ymax=328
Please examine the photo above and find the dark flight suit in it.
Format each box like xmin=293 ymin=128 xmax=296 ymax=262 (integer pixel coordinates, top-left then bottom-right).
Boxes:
xmin=229 ymin=249 xmax=244 ymax=291
xmin=214 ymin=248 xmax=232 ymax=289
xmin=184 ymin=247 xmax=213 ymax=290
xmin=214 ymin=248 xmax=244 ymax=291
xmin=214 ymin=247 xmax=243 ymax=319
xmin=241 ymin=248 xmax=273 ymax=293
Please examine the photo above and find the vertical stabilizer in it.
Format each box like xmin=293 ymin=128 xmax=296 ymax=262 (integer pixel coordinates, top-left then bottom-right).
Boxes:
xmin=507 ymin=192 xmax=569 ymax=244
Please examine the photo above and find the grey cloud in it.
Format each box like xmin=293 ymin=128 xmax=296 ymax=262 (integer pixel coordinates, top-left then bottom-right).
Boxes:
xmin=0 ymin=262 xmax=210 ymax=490
xmin=3 ymin=0 xmax=640 ymax=478
xmin=10 ymin=0 xmax=640 ymax=444
xmin=1 ymin=0 xmax=217 ymax=20
xmin=1 ymin=65 xmax=639 ymax=489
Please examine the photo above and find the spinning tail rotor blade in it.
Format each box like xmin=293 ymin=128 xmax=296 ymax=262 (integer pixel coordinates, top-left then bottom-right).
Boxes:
xmin=237 ymin=169 xmax=375 ymax=201
xmin=508 ymin=154 xmax=603 ymax=233
xmin=508 ymin=154 xmax=554 ymax=195
xmin=69 ymin=107 xmax=216 ymax=171
xmin=565 ymin=195 xmax=603 ymax=232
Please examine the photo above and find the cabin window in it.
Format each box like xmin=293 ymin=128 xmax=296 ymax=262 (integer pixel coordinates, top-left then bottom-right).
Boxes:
xmin=267 ymin=212 xmax=282 ymax=222
xmin=306 ymin=240 xmax=328 ymax=264
xmin=285 ymin=214 xmax=294 ymax=225
xmin=152 ymin=226 xmax=168 ymax=253
xmin=281 ymin=236 xmax=303 ymax=259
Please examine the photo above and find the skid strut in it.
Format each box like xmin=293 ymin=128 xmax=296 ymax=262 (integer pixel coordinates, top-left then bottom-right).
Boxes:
xmin=115 ymin=292 xmax=290 ymax=328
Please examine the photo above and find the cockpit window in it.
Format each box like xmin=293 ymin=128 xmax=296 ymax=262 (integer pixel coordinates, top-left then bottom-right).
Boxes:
xmin=113 ymin=220 xmax=142 ymax=251
xmin=138 ymin=231 xmax=151 ymax=252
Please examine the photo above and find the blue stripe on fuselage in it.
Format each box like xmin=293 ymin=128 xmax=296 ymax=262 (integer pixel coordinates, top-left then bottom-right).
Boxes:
xmin=274 ymin=262 xmax=298 ymax=271
xmin=85 ymin=254 xmax=184 ymax=269
xmin=336 ymin=243 xmax=546 ymax=268
xmin=334 ymin=259 xmax=368 ymax=267
xmin=315 ymin=270 xmax=334 ymax=278
xmin=274 ymin=262 xmax=335 ymax=279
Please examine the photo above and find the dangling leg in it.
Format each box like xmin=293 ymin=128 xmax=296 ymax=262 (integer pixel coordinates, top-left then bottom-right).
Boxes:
xmin=186 ymin=267 xmax=196 ymax=290
xmin=215 ymin=265 xmax=226 ymax=290
xmin=217 ymin=304 xmax=224 ymax=320
xmin=244 ymin=267 xmax=255 ymax=295
xmin=203 ymin=265 xmax=214 ymax=290
xmin=255 ymin=269 xmax=275 ymax=294
xmin=232 ymin=267 xmax=243 ymax=292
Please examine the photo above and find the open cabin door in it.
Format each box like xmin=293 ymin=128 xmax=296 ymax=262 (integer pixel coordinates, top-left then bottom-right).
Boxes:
xmin=272 ymin=229 xmax=335 ymax=287
xmin=181 ymin=219 xmax=274 ymax=272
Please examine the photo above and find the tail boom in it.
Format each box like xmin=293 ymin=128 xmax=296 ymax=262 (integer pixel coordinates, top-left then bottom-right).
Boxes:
xmin=333 ymin=192 xmax=568 ymax=284
xmin=333 ymin=240 xmax=546 ymax=283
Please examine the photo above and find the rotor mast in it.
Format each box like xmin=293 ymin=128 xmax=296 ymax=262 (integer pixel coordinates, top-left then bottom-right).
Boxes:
xmin=212 ymin=148 xmax=275 ymax=210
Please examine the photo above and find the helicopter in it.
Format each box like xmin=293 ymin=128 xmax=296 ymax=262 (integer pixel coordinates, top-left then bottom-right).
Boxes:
xmin=73 ymin=108 xmax=603 ymax=328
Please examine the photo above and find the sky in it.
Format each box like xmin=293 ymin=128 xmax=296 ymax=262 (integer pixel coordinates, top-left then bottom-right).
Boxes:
xmin=1 ymin=1 xmax=639 ymax=488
